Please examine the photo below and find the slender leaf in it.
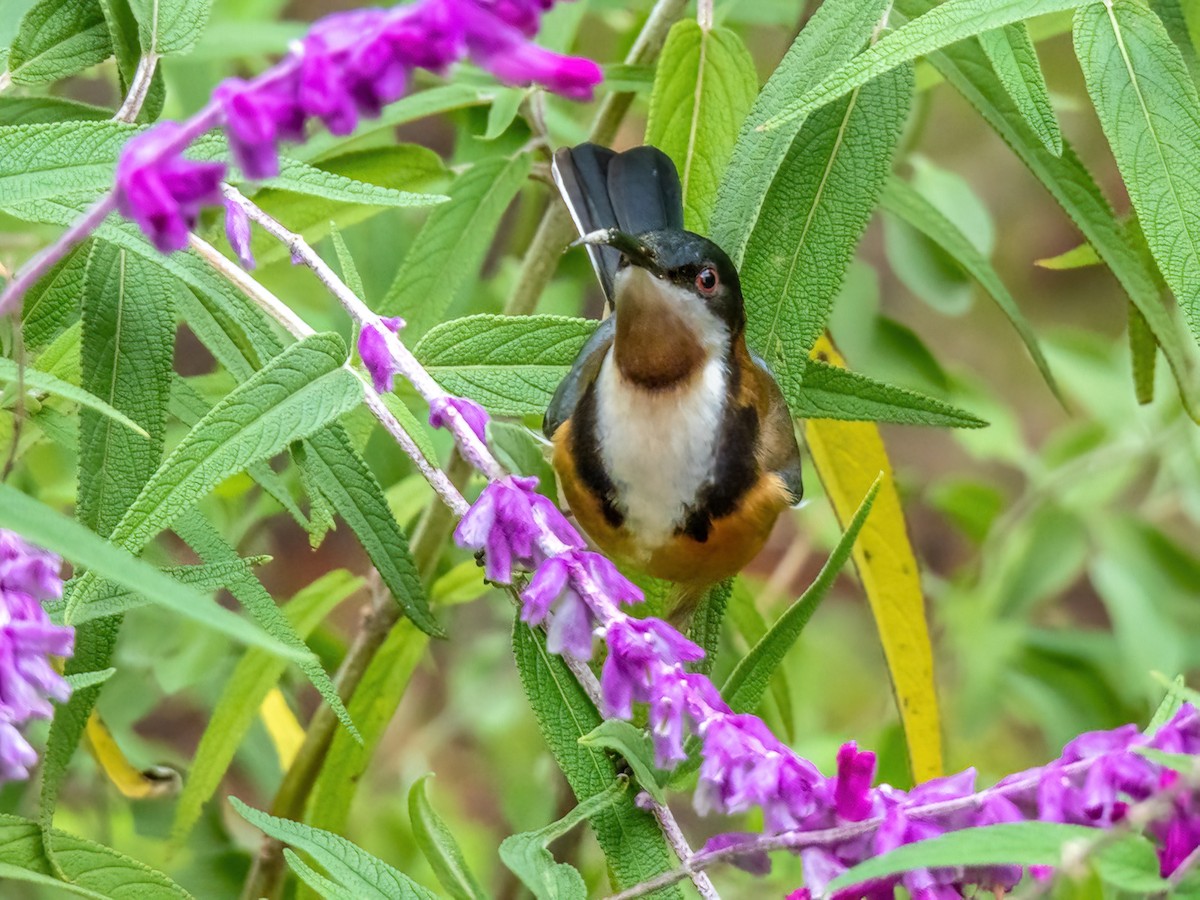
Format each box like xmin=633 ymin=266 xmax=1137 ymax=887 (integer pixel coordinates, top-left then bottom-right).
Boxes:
xmin=20 ymin=242 xmax=88 ymax=350
xmin=263 ymin=157 xmax=446 ymax=209
xmin=128 ymin=0 xmax=213 ymax=55
xmin=881 ymin=176 xmax=1061 ymax=400
xmin=762 ymin=0 xmax=1091 ymax=131
xmin=645 ymin=20 xmax=759 ymax=234
xmin=978 ymin=23 xmax=1061 ymax=155
xmin=722 ymin=477 xmax=880 ymax=713
xmin=407 ymin=776 xmax=488 ymax=900
xmin=415 ymin=314 xmax=599 ymax=416
xmin=687 ymin=578 xmax=733 ymax=676
xmin=7 ymin=0 xmax=112 ymax=85
xmin=796 ymin=359 xmax=986 ymax=427
xmin=1075 ymin=0 xmax=1200 ymax=350
xmin=232 ymin=798 xmax=438 ymax=900
xmin=498 ymin=781 xmax=626 ymax=900
xmin=512 ymin=620 xmax=682 ymax=897
xmin=380 ymin=154 xmax=532 ymax=336
xmin=712 ymin=0 xmax=892 ymax=266
xmin=0 ymin=357 xmax=149 ymax=437
xmin=578 ymin=721 xmax=666 ymax=805
xmin=0 ymin=96 xmax=110 ymax=126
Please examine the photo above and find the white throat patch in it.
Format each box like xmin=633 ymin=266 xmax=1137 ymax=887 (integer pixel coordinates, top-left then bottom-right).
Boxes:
xmin=594 ymin=351 xmax=728 ymax=555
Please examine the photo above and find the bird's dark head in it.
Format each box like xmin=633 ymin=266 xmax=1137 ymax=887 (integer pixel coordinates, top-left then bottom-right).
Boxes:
xmin=574 ymin=228 xmax=745 ymax=388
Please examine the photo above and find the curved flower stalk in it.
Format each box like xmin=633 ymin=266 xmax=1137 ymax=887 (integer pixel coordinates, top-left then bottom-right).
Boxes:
xmin=0 ymin=0 xmax=601 ymax=313
xmin=0 ymin=530 xmax=73 ymax=784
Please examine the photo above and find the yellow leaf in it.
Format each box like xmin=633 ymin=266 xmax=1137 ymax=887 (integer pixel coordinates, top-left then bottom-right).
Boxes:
xmin=86 ymin=712 xmax=180 ymax=799
xmin=804 ymin=336 xmax=943 ymax=781
xmin=260 ymin=687 xmax=305 ymax=770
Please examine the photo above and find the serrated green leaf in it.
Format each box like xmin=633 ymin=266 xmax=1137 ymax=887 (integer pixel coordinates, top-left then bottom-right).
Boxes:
xmin=512 ymin=619 xmax=682 ymax=898
xmin=578 ymin=721 xmax=666 ymax=805
xmin=498 ymin=780 xmax=626 ymax=900
xmin=740 ymin=66 xmax=912 ymax=404
xmin=1075 ymin=0 xmax=1200 ymax=352
xmin=881 ymin=176 xmax=1060 ymax=401
xmin=306 ymin=620 xmax=428 ymax=842
xmin=645 ymin=20 xmax=758 ymax=234
xmin=20 ymin=241 xmax=88 ymax=349
xmin=100 ymin=0 xmax=165 ymax=122
xmin=978 ymin=23 xmax=1061 ymax=155
xmin=328 ymin=222 xmax=366 ymax=299
xmin=407 ymin=776 xmax=488 ymax=900
xmin=1130 ymin=302 xmax=1157 ymax=404
xmin=1150 ymin=0 xmax=1200 ymax=87
xmin=0 ymin=488 xmax=301 ymax=655
xmin=827 ymin=824 xmax=1163 ymax=896
xmin=0 ymin=815 xmax=192 ymax=898
xmin=712 ymin=0 xmax=892 ymax=267
xmin=686 ymin=579 xmax=732 ymax=676
xmin=171 ymin=570 xmax=362 ymax=847
xmin=0 ymin=357 xmax=149 ymax=437
xmin=62 ymin=668 xmax=116 ymax=691
xmin=284 ymin=850 xmax=354 ymax=900
xmin=763 ymin=0 xmax=1091 ymax=131
xmin=299 ymin=426 xmax=440 ymax=636
xmin=0 ymin=96 xmax=111 ymax=125
xmin=231 ymin=798 xmax=438 ymax=900
xmin=416 ymin=314 xmax=599 ymax=416
xmin=380 ymin=154 xmax=531 ymax=336
xmin=7 ymin=0 xmax=113 ymax=85
xmin=899 ymin=2 xmax=1200 ymax=420
xmin=722 ymin=477 xmax=880 ymax=714
xmin=0 ymin=121 xmax=130 ymax=210
xmin=128 ymin=0 xmax=213 ymax=54
xmin=263 ymin=157 xmax=446 ymax=209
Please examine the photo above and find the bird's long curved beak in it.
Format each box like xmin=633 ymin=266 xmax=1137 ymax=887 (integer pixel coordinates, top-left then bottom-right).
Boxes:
xmin=571 ymin=228 xmax=662 ymax=275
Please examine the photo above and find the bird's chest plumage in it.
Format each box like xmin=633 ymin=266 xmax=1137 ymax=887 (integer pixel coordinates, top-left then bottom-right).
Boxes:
xmin=593 ymin=353 xmax=727 ymax=552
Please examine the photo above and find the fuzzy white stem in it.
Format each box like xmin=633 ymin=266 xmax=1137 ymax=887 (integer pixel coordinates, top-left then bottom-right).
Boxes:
xmin=114 ymin=53 xmax=160 ymax=123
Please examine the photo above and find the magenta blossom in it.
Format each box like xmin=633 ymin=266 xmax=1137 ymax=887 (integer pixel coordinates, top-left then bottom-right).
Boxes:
xmin=357 ymin=316 xmax=406 ymax=393
xmin=223 ymin=196 xmax=254 ymax=269
xmin=0 ymin=531 xmax=73 ymax=784
xmin=454 ymin=475 xmax=544 ymax=583
xmin=429 ymin=396 xmax=490 ymax=444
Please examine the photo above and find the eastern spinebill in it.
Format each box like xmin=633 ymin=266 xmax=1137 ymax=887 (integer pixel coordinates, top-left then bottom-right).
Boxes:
xmin=543 ymin=143 xmax=803 ymax=613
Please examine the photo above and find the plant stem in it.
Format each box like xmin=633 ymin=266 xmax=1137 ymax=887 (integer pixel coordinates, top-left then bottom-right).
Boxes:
xmin=502 ymin=0 xmax=687 ymax=316
xmin=114 ymin=53 xmax=159 ymax=123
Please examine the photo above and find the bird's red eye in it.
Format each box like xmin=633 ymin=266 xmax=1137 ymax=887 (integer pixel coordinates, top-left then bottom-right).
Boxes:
xmin=696 ymin=266 xmax=718 ymax=294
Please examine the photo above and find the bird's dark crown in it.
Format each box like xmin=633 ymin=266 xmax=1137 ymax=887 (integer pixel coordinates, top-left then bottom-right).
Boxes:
xmin=617 ymin=229 xmax=746 ymax=335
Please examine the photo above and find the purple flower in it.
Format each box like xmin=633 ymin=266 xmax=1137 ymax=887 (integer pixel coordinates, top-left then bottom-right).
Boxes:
xmin=454 ymin=475 xmax=542 ymax=582
xmin=215 ymin=78 xmax=306 ymax=180
xmin=357 ymin=316 xmax=405 ymax=394
xmin=701 ymin=833 xmax=771 ymax=876
xmin=833 ymin=742 xmax=876 ymax=822
xmin=0 ymin=531 xmax=73 ymax=784
xmin=223 ymin=196 xmax=254 ymax=269
xmin=429 ymin=396 xmax=490 ymax=444
xmin=114 ymin=125 xmax=225 ymax=253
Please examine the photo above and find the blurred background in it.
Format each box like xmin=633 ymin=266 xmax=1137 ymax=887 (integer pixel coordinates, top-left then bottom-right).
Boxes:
xmin=3 ymin=0 xmax=1199 ymax=896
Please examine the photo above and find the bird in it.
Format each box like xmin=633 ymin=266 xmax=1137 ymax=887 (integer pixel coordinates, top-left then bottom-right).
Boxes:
xmin=543 ymin=142 xmax=803 ymax=613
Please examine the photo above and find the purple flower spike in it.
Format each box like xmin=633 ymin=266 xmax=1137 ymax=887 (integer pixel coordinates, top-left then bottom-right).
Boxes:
xmin=600 ymin=617 xmax=703 ymax=720
xmin=114 ymin=125 xmax=225 ymax=253
xmin=429 ymin=395 xmax=490 ymax=444
xmin=454 ymin=475 xmax=541 ymax=583
xmin=0 ymin=530 xmax=73 ymax=786
xmin=216 ymin=78 xmax=304 ymax=180
xmin=358 ymin=317 xmax=405 ymax=394
xmin=834 ymin=741 xmax=876 ymax=822
xmin=223 ymin=197 xmax=254 ymax=270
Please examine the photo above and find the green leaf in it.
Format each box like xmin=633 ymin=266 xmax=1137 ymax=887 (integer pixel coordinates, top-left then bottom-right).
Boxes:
xmin=128 ymin=0 xmax=213 ymax=54
xmin=901 ymin=4 xmax=1200 ymax=420
xmin=1075 ymin=0 xmax=1200 ymax=351
xmin=1130 ymin=302 xmax=1157 ymax=404
xmin=0 ymin=487 xmax=301 ymax=655
xmin=21 ymin=241 xmax=88 ymax=350
xmin=380 ymin=154 xmax=532 ymax=336
xmin=7 ymin=0 xmax=113 ymax=85
xmin=263 ymin=157 xmax=446 ymax=209
xmin=722 ymin=477 xmax=880 ymax=714
xmin=880 ymin=176 xmax=1061 ymax=401
xmin=712 ymin=0 xmax=892 ymax=267
xmin=171 ymin=570 xmax=363 ymax=847
xmin=687 ymin=578 xmax=733 ymax=676
xmin=978 ymin=23 xmax=1061 ymax=155
xmin=796 ymin=357 xmax=985 ymax=428
xmin=62 ymin=668 xmax=116 ymax=691
xmin=284 ymin=850 xmax=354 ymax=900
xmin=0 ymin=815 xmax=192 ymax=898
xmin=100 ymin=0 xmax=165 ymax=122
xmin=66 ymin=333 xmax=360 ymax=616
xmin=512 ymin=620 xmax=682 ymax=897
xmin=0 ymin=96 xmax=111 ymax=125
xmin=1150 ymin=0 xmax=1200 ymax=87
xmin=740 ymin=66 xmax=912 ymax=403
xmin=1035 ymin=241 xmax=1101 ymax=270
xmin=407 ymin=775 xmax=488 ymax=900
xmin=827 ymin=824 xmax=1165 ymax=896
xmin=299 ymin=426 xmax=441 ymax=636
xmin=231 ymin=798 xmax=438 ymax=900
xmin=328 ymin=222 xmax=366 ymax=300
xmin=762 ymin=0 xmax=1091 ymax=131
xmin=415 ymin=314 xmax=599 ymax=416
xmin=498 ymin=780 xmax=626 ymax=900
xmin=578 ymin=721 xmax=666 ymax=805
xmin=645 ymin=20 xmax=759 ymax=234
xmin=0 ymin=357 xmax=149 ymax=437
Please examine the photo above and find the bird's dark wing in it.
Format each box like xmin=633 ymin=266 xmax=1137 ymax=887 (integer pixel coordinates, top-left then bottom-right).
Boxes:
xmin=552 ymin=143 xmax=683 ymax=303
xmin=543 ymin=316 xmax=616 ymax=439
xmin=752 ymin=354 xmax=803 ymax=505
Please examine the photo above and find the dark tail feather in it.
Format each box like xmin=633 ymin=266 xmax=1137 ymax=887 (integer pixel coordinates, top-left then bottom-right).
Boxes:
xmin=552 ymin=143 xmax=683 ymax=302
